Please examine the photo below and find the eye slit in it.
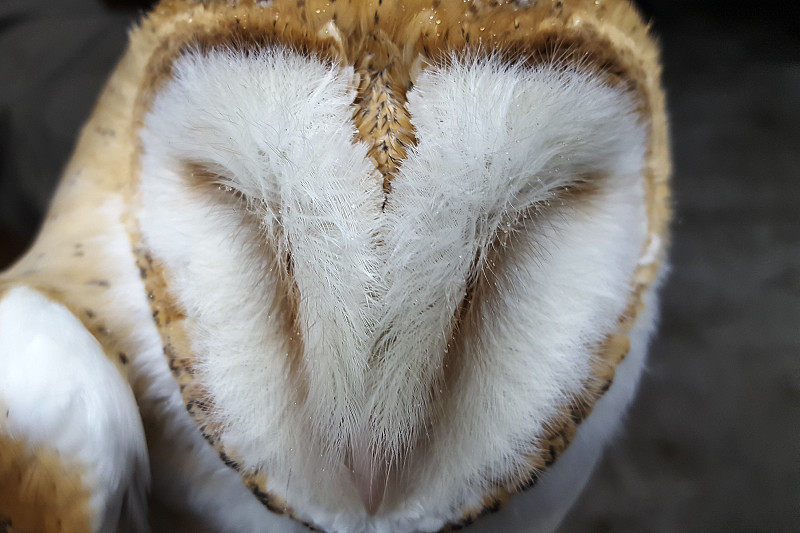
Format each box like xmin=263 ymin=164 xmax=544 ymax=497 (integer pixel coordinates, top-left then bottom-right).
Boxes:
xmin=183 ymin=161 xmax=244 ymax=201
xmin=545 ymin=174 xmax=602 ymax=207
xmin=503 ymin=172 xmax=603 ymax=232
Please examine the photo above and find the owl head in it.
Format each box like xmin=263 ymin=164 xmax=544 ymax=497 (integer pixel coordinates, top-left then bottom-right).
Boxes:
xmin=113 ymin=0 xmax=671 ymax=530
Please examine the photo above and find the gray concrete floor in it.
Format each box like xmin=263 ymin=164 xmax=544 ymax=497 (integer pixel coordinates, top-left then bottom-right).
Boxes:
xmin=563 ymin=6 xmax=800 ymax=531
xmin=1 ymin=1 xmax=798 ymax=531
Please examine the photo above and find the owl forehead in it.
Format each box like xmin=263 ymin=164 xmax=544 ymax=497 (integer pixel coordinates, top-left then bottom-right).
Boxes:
xmin=140 ymin=0 xmax=643 ymax=129
xmin=156 ymin=1 xmax=636 ymax=80
xmin=139 ymin=0 xmax=642 ymax=189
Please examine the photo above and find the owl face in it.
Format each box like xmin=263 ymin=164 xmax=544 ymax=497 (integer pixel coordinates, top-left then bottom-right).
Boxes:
xmin=128 ymin=0 xmax=669 ymax=530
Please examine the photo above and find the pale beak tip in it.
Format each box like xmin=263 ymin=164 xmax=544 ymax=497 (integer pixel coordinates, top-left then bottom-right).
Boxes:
xmin=350 ymin=458 xmax=388 ymax=515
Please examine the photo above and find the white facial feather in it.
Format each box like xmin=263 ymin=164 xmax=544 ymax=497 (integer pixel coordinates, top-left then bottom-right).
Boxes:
xmin=140 ymin=48 xmax=383 ymax=471
xmin=475 ymin=280 xmax=662 ymax=533
xmin=138 ymin=47 xmax=649 ymax=532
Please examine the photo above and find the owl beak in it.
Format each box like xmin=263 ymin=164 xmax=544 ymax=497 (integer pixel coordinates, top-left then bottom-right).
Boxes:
xmin=348 ymin=445 xmax=388 ymax=515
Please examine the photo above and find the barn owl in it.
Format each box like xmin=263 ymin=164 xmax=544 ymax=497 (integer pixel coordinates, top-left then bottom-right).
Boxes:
xmin=0 ymin=0 xmax=670 ymax=531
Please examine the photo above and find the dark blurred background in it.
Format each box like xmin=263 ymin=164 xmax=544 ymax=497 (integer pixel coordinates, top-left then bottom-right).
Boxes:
xmin=1 ymin=0 xmax=798 ymax=530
